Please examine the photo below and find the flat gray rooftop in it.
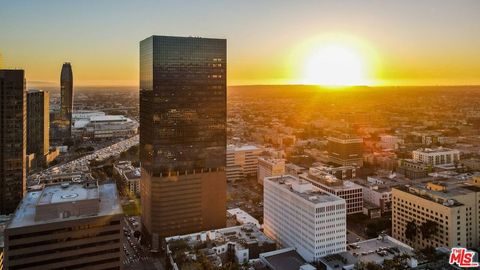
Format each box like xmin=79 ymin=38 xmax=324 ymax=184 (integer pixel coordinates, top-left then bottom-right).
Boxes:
xmin=8 ymin=183 xmax=122 ymax=229
xmin=262 ymin=249 xmax=308 ymax=270
xmin=266 ymin=175 xmax=343 ymax=204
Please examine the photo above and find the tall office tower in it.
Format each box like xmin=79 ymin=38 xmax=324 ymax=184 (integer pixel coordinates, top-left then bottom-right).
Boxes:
xmin=263 ymin=175 xmax=347 ymax=262
xmin=4 ymin=181 xmax=124 ymax=270
xmin=60 ymin=62 xmax=73 ymax=137
xmin=0 ymin=70 xmax=26 ymax=214
xmin=392 ymin=178 xmax=480 ymax=250
xmin=27 ymin=89 xmax=50 ymax=168
xmin=327 ymin=133 xmax=364 ymax=167
xmin=139 ymin=36 xmax=227 ymax=245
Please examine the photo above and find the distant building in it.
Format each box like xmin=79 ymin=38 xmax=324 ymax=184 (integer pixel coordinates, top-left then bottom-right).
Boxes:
xmin=257 ymin=157 xmax=285 ymax=185
xmin=59 ymin=63 xmax=73 ymax=138
xmin=302 ymin=167 xmax=363 ymax=215
xmin=27 ymin=89 xmax=50 ymax=168
xmin=165 ymin=224 xmax=276 ymax=269
xmin=0 ymin=69 xmax=26 ymax=214
xmin=4 ymin=181 xmax=124 ymax=269
xmin=226 ymin=145 xmax=262 ymax=182
xmin=327 ymin=134 xmax=363 ymax=167
xmin=378 ymin=135 xmax=403 ymax=150
xmin=354 ymin=176 xmax=409 ymax=214
xmin=113 ymin=161 xmax=140 ymax=196
xmin=311 ymin=164 xmax=356 ymax=180
xmin=72 ymin=114 xmax=138 ymax=140
xmin=396 ymin=159 xmax=429 ymax=179
xmin=392 ymin=178 xmax=480 ymax=249
xmin=412 ymin=147 xmax=460 ymax=166
xmin=285 ymin=163 xmax=307 ymax=177
xmin=263 ymin=175 xmax=346 ymax=262
xmin=140 ymin=36 xmax=227 ymax=245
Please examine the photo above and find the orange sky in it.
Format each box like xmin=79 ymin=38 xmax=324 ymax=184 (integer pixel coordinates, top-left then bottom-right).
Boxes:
xmin=1 ymin=1 xmax=480 ymax=88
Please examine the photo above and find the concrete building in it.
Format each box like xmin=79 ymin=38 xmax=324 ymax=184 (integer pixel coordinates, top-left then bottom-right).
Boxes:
xmin=72 ymin=114 xmax=138 ymax=140
xmin=257 ymin=157 xmax=285 ymax=185
xmin=302 ymin=168 xmax=363 ymax=215
xmin=396 ymin=159 xmax=429 ymax=179
xmin=0 ymin=70 xmax=26 ymax=215
xmin=412 ymin=147 xmax=460 ymax=166
xmin=140 ymin=36 xmax=227 ymax=245
xmin=227 ymin=208 xmax=261 ymax=229
xmin=354 ymin=176 xmax=409 ymax=214
xmin=319 ymin=235 xmax=417 ymax=270
xmin=4 ymin=181 xmax=124 ymax=269
xmin=258 ymin=248 xmax=315 ymax=270
xmin=327 ymin=134 xmax=363 ymax=167
xmin=113 ymin=161 xmax=140 ymax=196
xmin=226 ymin=145 xmax=262 ymax=182
xmin=263 ymin=175 xmax=346 ymax=262
xmin=392 ymin=178 xmax=480 ymax=249
xmin=378 ymin=135 xmax=403 ymax=150
xmin=27 ymin=89 xmax=50 ymax=168
xmin=165 ymin=224 xmax=276 ymax=269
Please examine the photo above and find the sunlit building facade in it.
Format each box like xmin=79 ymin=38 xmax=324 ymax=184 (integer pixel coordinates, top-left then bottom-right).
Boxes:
xmin=139 ymin=36 xmax=227 ymax=246
xmin=0 ymin=70 xmax=26 ymax=215
xmin=392 ymin=179 xmax=480 ymax=250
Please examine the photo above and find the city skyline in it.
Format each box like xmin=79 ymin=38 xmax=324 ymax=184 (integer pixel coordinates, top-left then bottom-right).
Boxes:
xmin=1 ymin=0 xmax=480 ymax=87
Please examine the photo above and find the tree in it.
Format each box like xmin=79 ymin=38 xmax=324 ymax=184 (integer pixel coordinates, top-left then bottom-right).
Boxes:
xmin=419 ymin=220 xmax=438 ymax=239
xmin=405 ymin=220 xmax=417 ymax=241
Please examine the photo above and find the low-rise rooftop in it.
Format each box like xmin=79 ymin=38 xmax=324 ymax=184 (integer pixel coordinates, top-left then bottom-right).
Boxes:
xmin=265 ymin=175 xmax=343 ymax=204
xmin=8 ymin=182 xmax=122 ymax=229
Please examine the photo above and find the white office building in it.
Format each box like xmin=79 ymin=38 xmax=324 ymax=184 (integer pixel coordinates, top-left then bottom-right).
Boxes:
xmin=263 ymin=175 xmax=347 ymax=262
xmin=412 ymin=147 xmax=460 ymax=166
xmin=257 ymin=157 xmax=285 ymax=185
xmin=226 ymin=145 xmax=262 ymax=182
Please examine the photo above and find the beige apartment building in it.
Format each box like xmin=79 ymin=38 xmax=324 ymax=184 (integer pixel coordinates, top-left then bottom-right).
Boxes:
xmin=392 ymin=178 xmax=480 ymax=250
xmin=4 ymin=181 xmax=124 ymax=270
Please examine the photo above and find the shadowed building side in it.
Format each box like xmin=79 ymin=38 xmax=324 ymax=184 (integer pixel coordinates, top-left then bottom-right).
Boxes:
xmin=0 ymin=69 xmax=27 ymax=214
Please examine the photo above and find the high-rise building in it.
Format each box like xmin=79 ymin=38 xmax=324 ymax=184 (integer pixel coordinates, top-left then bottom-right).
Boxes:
xmin=226 ymin=145 xmax=262 ymax=182
xmin=0 ymin=69 xmax=26 ymax=214
xmin=257 ymin=157 xmax=285 ymax=185
xmin=60 ymin=62 xmax=73 ymax=137
xmin=27 ymin=89 xmax=50 ymax=168
xmin=327 ymin=133 xmax=363 ymax=167
xmin=4 ymin=181 xmax=124 ymax=270
xmin=139 ymin=35 xmax=227 ymax=245
xmin=263 ymin=175 xmax=346 ymax=262
xmin=392 ymin=178 xmax=480 ymax=250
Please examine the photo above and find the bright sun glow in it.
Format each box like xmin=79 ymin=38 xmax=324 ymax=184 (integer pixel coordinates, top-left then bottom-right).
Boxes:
xmin=291 ymin=34 xmax=378 ymax=86
xmin=304 ymin=44 xmax=368 ymax=86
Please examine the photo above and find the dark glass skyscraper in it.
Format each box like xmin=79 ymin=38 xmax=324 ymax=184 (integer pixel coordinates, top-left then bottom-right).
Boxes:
xmin=0 ymin=69 xmax=26 ymax=214
xmin=27 ymin=89 xmax=50 ymax=168
xmin=139 ymin=36 xmax=227 ymax=245
xmin=60 ymin=62 xmax=73 ymax=137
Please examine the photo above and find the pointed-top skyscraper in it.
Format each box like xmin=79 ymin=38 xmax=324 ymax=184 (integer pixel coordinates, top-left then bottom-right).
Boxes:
xmin=60 ymin=62 xmax=73 ymax=137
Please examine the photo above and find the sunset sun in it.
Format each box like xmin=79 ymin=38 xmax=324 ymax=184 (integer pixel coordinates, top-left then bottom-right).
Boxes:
xmin=304 ymin=44 xmax=368 ymax=86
